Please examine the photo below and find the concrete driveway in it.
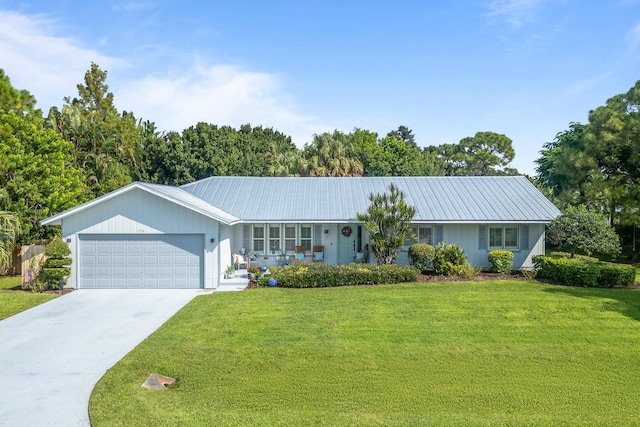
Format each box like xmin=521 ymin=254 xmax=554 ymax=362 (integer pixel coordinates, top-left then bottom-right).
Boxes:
xmin=0 ymin=289 xmax=207 ymax=427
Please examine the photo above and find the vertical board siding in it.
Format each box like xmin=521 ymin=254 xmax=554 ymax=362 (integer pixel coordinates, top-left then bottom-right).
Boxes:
xmin=478 ymin=225 xmax=487 ymax=250
xmin=64 ymin=188 xmax=217 ymax=235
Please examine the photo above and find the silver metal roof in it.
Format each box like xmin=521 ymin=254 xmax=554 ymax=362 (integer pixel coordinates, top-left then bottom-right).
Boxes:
xmin=41 ymin=182 xmax=240 ymax=226
xmin=181 ymin=176 xmax=561 ymax=223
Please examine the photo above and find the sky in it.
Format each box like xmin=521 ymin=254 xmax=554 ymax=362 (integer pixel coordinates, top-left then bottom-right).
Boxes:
xmin=1 ymin=1 xmax=639 ymax=176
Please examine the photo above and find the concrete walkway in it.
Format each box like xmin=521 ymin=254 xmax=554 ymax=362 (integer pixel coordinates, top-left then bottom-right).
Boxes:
xmin=0 ymin=289 xmax=208 ymax=427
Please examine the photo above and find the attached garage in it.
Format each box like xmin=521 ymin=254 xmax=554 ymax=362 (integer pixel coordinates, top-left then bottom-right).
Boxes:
xmin=41 ymin=182 xmax=242 ymax=290
xmin=79 ymin=234 xmax=204 ymax=289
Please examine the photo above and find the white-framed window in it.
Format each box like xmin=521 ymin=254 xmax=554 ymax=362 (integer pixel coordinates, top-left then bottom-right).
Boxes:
xmin=406 ymin=226 xmax=433 ymax=246
xmin=489 ymin=225 xmax=519 ymax=249
xmin=253 ymin=225 xmax=265 ymax=253
xmin=300 ymin=225 xmax=312 ymax=252
xmin=284 ymin=225 xmax=296 ymax=252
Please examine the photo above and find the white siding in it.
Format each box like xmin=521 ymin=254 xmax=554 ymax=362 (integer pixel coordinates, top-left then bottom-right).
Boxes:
xmin=61 ymin=188 xmax=220 ymax=289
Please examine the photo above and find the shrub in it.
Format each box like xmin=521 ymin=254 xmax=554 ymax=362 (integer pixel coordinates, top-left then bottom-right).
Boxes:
xmin=532 ymin=255 xmax=635 ymax=288
xmin=408 ymin=244 xmax=435 ymax=272
xmin=549 ymin=251 xmax=599 ymax=263
xmin=488 ymin=250 xmax=514 ymax=274
xmin=275 ymin=263 xmax=419 ymax=288
xmin=433 ymin=242 xmax=473 ymax=276
xmin=597 ymin=262 xmax=636 ymax=288
xmin=36 ymin=237 xmax=72 ymax=291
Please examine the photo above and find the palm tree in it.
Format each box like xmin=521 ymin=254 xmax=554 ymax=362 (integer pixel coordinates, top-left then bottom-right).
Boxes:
xmin=304 ymin=131 xmax=363 ymax=177
xmin=0 ymin=210 xmax=21 ymax=272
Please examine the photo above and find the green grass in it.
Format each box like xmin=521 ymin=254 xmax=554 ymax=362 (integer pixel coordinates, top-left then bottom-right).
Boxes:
xmin=90 ymin=281 xmax=640 ymax=426
xmin=0 ymin=276 xmax=57 ymax=320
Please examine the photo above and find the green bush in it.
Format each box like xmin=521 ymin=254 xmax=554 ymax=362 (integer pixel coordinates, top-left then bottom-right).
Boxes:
xmin=532 ymin=256 xmax=635 ymax=288
xmin=45 ymin=237 xmax=71 ymax=258
xmin=275 ymin=263 xmax=419 ymax=288
xmin=597 ymin=262 xmax=636 ymax=288
xmin=408 ymin=244 xmax=435 ymax=272
xmin=549 ymin=251 xmax=599 ymax=263
xmin=488 ymin=250 xmax=514 ymax=274
xmin=433 ymin=242 xmax=473 ymax=276
xmin=36 ymin=237 xmax=72 ymax=291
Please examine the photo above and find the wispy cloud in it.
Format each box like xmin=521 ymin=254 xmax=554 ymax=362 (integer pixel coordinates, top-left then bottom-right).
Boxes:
xmin=486 ymin=0 xmax=545 ymax=28
xmin=629 ymin=24 xmax=640 ymax=47
xmin=0 ymin=9 xmax=321 ymax=145
xmin=116 ymin=61 xmax=322 ymax=144
xmin=0 ymin=10 xmax=123 ymax=110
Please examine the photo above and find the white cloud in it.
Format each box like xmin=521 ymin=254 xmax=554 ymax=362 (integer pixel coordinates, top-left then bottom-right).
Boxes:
xmin=115 ymin=62 xmax=323 ymax=145
xmin=0 ymin=10 xmax=123 ymax=111
xmin=0 ymin=9 xmax=321 ymax=146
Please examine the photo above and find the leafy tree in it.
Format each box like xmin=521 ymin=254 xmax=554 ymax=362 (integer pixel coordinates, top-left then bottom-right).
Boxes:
xmin=352 ymin=129 xmax=443 ymax=176
xmin=546 ymin=205 xmax=621 ymax=258
xmin=438 ymin=131 xmax=517 ymax=176
xmin=50 ymin=63 xmax=142 ymax=197
xmin=0 ymin=208 xmax=21 ymax=272
xmin=0 ymin=70 xmax=39 ymax=116
xmin=535 ymin=123 xmax=601 ymax=209
xmin=0 ymin=111 xmax=88 ymax=243
xmin=387 ymin=125 xmax=417 ymax=148
xmin=303 ymin=130 xmax=363 ymax=177
xmin=357 ymin=184 xmax=416 ymax=264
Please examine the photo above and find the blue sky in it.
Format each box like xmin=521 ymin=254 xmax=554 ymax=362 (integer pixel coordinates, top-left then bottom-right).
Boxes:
xmin=1 ymin=1 xmax=639 ymax=175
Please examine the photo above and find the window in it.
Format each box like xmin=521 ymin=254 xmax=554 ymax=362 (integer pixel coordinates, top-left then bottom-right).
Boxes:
xmin=253 ymin=225 xmax=265 ymax=253
xmin=406 ymin=226 xmax=432 ymax=246
xmin=489 ymin=225 xmax=518 ymax=249
xmin=285 ymin=225 xmax=296 ymax=252
xmin=269 ymin=225 xmax=281 ymax=253
xmin=300 ymin=225 xmax=312 ymax=251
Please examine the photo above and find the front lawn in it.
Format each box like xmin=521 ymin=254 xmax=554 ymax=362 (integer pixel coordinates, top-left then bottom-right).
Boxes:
xmin=0 ymin=276 xmax=57 ymax=320
xmin=90 ymin=281 xmax=640 ymax=426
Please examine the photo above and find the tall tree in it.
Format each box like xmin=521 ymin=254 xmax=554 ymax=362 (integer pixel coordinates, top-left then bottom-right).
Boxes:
xmin=303 ymin=130 xmax=363 ymax=177
xmin=438 ymin=131 xmax=517 ymax=176
xmin=0 ymin=69 xmax=39 ymax=116
xmin=51 ymin=63 xmax=142 ymax=197
xmin=387 ymin=125 xmax=417 ymax=148
xmin=357 ymin=184 xmax=416 ymax=264
xmin=0 ymin=111 xmax=88 ymax=243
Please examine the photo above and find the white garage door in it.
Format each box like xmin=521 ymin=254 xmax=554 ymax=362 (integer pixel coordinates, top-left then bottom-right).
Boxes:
xmin=79 ymin=234 xmax=203 ymax=289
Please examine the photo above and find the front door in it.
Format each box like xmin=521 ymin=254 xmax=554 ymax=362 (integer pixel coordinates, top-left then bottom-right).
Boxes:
xmin=337 ymin=223 xmax=357 ymax=264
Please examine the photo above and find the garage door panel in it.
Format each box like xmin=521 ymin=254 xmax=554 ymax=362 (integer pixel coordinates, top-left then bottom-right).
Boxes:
xmin=79 ymin=235 xmax=203 ymax=289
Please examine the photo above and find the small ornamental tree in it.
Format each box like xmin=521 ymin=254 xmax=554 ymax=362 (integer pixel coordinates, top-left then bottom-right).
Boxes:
xmin=357 ymin=184 xmax=416 ymax=264
xmin=546 ymin=205 xmax=621 ymax=258
xmin=38 ymin=237 xmax=72 ymax=291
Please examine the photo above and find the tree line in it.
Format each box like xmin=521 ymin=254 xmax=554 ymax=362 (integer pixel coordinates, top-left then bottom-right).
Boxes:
xmin=2 ymin=62 xmax=639 ymax=260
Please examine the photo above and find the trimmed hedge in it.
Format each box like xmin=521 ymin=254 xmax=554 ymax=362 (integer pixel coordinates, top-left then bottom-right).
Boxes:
xmin=532 ymin=255 xmax=635 ymax=288
xmin=488 ymin=250 xmax=513 ymax=274
xmin=549 ymin=251 xmax=599 ymax=263
xmin=275 ymin=263 xmax=420 ymax=288
xmin=408 ymin=244 xmax=435 ymax=272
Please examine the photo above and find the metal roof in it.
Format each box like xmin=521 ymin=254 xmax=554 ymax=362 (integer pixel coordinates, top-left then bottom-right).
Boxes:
xmin=41 ymin=182 xmax=240 ymax=226
xmin=181 ymin=176 xmax=561 ymax=223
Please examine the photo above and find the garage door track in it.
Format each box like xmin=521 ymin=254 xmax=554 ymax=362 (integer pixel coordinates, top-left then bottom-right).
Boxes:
xmin=0 ymin=289 xmax=204 ymax=427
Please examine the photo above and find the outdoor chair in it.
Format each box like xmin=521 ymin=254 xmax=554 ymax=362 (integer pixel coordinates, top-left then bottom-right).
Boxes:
xmin=293 ymin=246 xmax=306 ymax=264
xmin=312 ymin=246 xmax=324 ymax=263
xmin=233 ymin=253 xmax=248 ymax=270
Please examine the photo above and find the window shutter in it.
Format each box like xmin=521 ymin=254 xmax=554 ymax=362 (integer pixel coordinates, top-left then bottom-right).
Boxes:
xmin=243 ymin=224 xmax=251 ymax=252
xmin=520 ymin=225 xmax=529 ymax=250
xmin=314 ymin=224 xmax=322 ymax=246
xmin=434 ymin=225 xmax=443 ymax=245
xmin=478 ymin=225 xmax=487 ymax=250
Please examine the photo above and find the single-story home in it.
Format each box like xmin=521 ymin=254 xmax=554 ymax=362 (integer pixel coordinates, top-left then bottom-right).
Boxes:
xmin=41 ymin=176 xmax=561 ymax=289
